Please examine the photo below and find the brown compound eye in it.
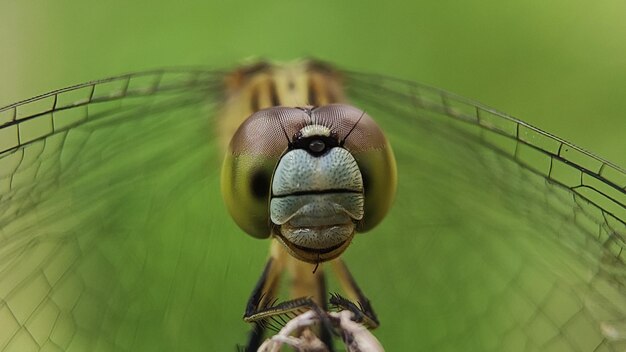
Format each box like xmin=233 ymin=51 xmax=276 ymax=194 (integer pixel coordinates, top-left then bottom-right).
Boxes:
xmin=221 ymin=107 xmax=311 ymax=239
xmin=307 ymin=104 xmax=397 ymax=233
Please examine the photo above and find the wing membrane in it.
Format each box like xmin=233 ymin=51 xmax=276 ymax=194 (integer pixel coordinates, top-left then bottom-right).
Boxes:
xmin=0 ymin=69 xmax=223 ymax=218
xmin=341 ymin=71 xmax=626 ymax=351
xmin=0 ymin=66 xmax=625 ymax=352
xmin=0 ymin=69 xmax=266 ymax=351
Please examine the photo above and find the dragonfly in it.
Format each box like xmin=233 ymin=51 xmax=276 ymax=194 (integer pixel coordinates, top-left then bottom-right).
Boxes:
xmin=0 ymin=59 xmax=625 ymax=352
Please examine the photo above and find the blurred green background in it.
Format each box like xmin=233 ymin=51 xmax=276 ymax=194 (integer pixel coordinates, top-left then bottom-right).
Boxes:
xmin=1 ymin=1 xmax=626 ymax=351
xmin=1 ymin=0 xmax=625 ymax=166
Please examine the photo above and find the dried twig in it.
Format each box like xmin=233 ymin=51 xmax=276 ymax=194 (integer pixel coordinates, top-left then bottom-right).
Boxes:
xmin=257 ymin=310 xmax=384 ymax=352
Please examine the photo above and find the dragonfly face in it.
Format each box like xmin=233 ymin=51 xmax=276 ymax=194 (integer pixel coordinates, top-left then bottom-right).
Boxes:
xmin=222 ymin=105 xmax=396 ymax=263
xmin=220 ymin=61 xmax=396 ymax=265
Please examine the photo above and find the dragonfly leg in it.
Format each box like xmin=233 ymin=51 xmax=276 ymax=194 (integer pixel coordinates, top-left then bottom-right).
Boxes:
xmin=243 ymin=323 xmax=264 ymax=352
xmin=316 ymin=270 xmax=335 ymax=351
xmin=243 ymin=260 xmax=337 ymax=350
xmin=243 ymin=257 xmax=283 ymax=351
xmin=330 ymin=259 xmax=380 ymax=329
xmin=246 ymin=296 xmax=338 ymax=351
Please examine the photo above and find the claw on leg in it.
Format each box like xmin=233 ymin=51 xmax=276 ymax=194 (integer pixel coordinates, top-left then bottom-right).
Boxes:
xmin=330 ymin=259 xmax=380 ymax=329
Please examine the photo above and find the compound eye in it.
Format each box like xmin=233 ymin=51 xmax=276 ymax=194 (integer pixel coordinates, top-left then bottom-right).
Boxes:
xmin=308 ymin=139 xmax=326 ymax=154
xmin=221 ymin=107 xmax=308 ymax=239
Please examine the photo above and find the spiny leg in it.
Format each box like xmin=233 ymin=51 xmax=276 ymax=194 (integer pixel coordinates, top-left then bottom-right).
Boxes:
xmin=244 ymin=257 xmax=333 ymax=350
xmin=246 ymin=296 xmax=325 ymax=328
xmin=316 ymin=269 xmax=334 ymax=351
xmin=242 ymin=324 xmax=264 ymax=352
xmin=244 ymin=258 xmax=283 ymax=351
xmin=330 ymin=259 xmax=380 ymax=329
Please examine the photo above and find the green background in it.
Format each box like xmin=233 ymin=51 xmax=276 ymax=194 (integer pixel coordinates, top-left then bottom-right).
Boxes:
xmin=1 ymin=1 xmax=626 ymax=351
xmin=2 ymin=0 xmax=625 ymax=166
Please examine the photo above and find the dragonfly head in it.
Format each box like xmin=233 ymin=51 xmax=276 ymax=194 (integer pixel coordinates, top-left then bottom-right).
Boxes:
xmin=221 ymin=104 xmax=396 ymax=263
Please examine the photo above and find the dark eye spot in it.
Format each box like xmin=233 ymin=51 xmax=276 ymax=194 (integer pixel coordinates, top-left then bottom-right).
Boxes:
xmin=251 ymin=170 xmax=270 ymax=199
xmin=309 ymin=139 xmax=325 ymax=153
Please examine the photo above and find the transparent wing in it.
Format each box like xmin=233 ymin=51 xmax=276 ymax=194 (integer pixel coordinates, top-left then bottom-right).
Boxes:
xmin=341 ymin=71 xmax=626 ymax=351
xmin=0 ymin=69 xmax=268 ymax=351
xmin=2 ymin=67 xmax=625 ymax=352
